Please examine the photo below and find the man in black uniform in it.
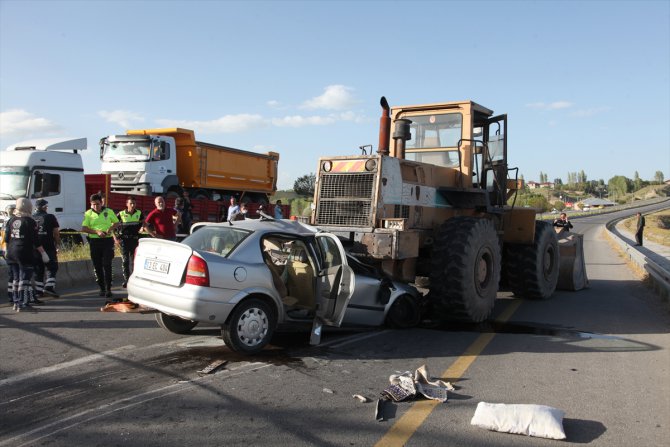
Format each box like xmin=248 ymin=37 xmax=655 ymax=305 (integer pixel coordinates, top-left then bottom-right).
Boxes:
xmin=114 ymin=196 xmax=144 ymax=288
xmin=33 ymin=199 xmax=61 ymax=298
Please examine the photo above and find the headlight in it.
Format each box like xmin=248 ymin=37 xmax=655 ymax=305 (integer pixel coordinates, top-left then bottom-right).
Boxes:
xmin=365 ymin=159 xmax=377 ymax=171
xmin=322 ymin=160 xmax=332 ymax=172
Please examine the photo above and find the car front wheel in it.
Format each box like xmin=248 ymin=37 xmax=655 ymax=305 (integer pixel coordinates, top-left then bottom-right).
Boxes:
xmin=221 ymin=298 xmax=276 ymax=355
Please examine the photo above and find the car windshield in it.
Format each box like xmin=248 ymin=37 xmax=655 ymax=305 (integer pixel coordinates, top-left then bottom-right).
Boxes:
xmin=182 ymin=226 xmax=251 ymax=257
xmin=0 ymin=166 xmax=29 ymax=199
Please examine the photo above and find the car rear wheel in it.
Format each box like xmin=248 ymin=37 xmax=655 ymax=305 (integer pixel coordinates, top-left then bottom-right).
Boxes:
xmin=155 ymin=312 xmax=198 ymax=334
xmin=221 ymin=298 xmax=276 ymax=355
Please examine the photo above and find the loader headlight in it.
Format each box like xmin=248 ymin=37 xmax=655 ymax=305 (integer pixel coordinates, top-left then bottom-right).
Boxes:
xmin=365 ymin=159 xmax=377 ymax=171
xmin=322 ymin=160 xmax=332 ymax=172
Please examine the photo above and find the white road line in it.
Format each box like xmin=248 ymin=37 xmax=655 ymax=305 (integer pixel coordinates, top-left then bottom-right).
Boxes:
xmin=321 ymin=330 xmax=390 ymax=349
xmin=1 ymin=362 xmax=270 ymax=447
xmin=0 ymin=345 xmax=137 ymax=388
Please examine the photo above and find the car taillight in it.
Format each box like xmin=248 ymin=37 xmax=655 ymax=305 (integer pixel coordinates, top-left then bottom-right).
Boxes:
xmin=185 ymin=254 xmax=209 ymax=287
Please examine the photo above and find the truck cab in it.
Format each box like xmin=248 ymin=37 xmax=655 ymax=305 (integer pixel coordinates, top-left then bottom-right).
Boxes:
xmin=100 ymin=133 xmax=177 ymax=196
xmin=0 ymin=138 xmax=87 ymax=242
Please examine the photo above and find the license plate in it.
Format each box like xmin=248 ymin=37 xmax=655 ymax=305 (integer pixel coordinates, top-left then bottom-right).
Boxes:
xmin=144 ymin=258 xmax=170 ymax=274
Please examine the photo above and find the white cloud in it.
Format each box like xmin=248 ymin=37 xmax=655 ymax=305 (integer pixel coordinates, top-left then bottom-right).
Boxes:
xmin=98 ymin=110 xmax=144 ymax=129
xmin=155 ymin=114 xmax=266 ymax=133
xmin=301 ymin=85 xmax=359 ymax=110
xmin=570 ymin=107 xmax=610 ymax=117
xmin=526 ymin=101 xmax=573 ymax=110
xmin=0 ymin=109 xmax=62 ymax=138
xmin=271 ymin=115 xmax=336 ymax=127
xmin=267 ymin=100 xmax=281 ymax=108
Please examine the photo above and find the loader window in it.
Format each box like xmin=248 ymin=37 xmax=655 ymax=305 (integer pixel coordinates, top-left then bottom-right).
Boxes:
xmin=405 ymin=113 xmax=462 ymax=149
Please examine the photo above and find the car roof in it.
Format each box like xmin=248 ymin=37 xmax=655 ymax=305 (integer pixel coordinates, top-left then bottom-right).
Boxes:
xmin=192 ymin=218 xmax=319 ymax=237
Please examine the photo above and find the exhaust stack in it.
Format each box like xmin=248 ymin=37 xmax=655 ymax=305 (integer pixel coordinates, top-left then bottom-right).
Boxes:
xmin=378 ymin=96 xmax=390 ymax=155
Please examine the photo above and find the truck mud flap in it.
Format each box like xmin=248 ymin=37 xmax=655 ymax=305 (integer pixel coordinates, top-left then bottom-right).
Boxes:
xmin=557 ymin=233 xmax=589 ymax=291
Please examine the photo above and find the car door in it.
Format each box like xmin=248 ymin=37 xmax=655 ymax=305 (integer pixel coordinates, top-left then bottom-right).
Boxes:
xmin=314 ymin=233 xmax=355 ymax=327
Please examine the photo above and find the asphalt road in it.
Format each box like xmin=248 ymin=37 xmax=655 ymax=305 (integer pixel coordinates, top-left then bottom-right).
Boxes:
xmin=1 ymin=204 xmax=668 ymax=447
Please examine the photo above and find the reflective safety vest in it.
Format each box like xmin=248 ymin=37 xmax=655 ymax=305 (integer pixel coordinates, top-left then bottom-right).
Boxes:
xmin=82 ymin=208 xmax=118 ymax=238
xmin=118 ymin=209 xmax=143 ymax=238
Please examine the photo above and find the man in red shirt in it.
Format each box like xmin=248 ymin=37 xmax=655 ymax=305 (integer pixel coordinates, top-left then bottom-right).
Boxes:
xmin=144 ymin=196 xmax=181 ymax=241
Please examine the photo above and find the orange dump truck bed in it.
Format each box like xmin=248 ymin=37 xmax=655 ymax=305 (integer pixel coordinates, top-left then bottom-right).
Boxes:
xmin=127 ymin=128 xmax=279 ymax=194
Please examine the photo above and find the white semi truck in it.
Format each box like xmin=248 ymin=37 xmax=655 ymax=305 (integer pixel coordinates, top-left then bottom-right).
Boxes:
xmin=0 ymin=138 xmax=88 ymax=243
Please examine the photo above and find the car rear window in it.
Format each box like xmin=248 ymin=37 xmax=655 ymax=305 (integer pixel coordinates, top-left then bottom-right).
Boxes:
xmin=182 ymin=226 xmax=251 ymax=257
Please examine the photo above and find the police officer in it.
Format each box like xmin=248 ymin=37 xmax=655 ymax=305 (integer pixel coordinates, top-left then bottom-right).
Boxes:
xmin=33 ymin=198 xmax=61 ymax=298
xmin=81 ymin=193 xmax=119 ymax=301
xmin=114 ymin=196 xmax=144 ymax=288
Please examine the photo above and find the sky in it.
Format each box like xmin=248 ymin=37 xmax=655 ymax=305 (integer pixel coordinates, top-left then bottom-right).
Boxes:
xmin=1 ymin=0 xmax=669 ymax=190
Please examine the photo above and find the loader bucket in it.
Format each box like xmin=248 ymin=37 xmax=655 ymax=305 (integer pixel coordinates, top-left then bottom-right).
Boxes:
xmin=556 ymin=232 xmax=589 ymax=291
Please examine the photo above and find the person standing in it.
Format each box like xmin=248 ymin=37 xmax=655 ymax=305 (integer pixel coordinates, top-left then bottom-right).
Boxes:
xmin=274 ymin=200 xmax=284 ymax=220
xmin=1 ymin=204 xmax=17 ymax=304
xmin=6 ymin=198 xmax=49 ymax=312
xmin=33 ymin=199 xmax=61 ymax=298
xmin=144 ymin=196 xmax=180 ymax=240
xmin=226 ymin=196 xmax=240 ymax=221
xmin=635 ymin=212 xmax=646 ymax=246
xmin=552 ymin=212 xmax=573 ymax=234
xmin=81 ymin=193 xmax=119 ymax=300
xmin=114 ymin=196 xmax=144 ymax=288
xmin=181 ymin=191 xmax=193 ymax=230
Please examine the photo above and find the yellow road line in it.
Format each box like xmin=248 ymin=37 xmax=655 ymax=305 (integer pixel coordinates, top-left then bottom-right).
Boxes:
xmin=375 ymin=299 xmax=522 ymax=447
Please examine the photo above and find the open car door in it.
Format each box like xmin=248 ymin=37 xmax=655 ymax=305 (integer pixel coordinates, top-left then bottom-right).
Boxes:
xmin=310 ymin=233 xmax=355 ymax=345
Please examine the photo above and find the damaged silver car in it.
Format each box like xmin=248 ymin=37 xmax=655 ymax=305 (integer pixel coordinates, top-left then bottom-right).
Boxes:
xmin=128 ymin=218 xmax=420 ymax=354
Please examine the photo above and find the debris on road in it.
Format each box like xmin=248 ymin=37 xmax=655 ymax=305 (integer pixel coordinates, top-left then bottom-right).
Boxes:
xmin=197 ymin=359 xmax=228 ymax=375
xmin=381 ymin=364 xmax=454 ymax=403
xmin=100 ymin=301 xmax=139 ymax=312
xmin=322 ymin=387 xmax=335 ymax=394
xmin=352 ymin=394 xmax=370 ymax=403
xmin=470 ymin=402 xmax=567 ymax=440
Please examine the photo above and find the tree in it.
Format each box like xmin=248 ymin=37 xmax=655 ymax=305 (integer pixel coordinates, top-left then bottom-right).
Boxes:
xmin=607 ymin=175 xmax=632 ymax=201
xmin=293 ymin=173 xmax=316 ymax=196
xmin=654 ymin=171 xmax=665 ymax=184
xmin=633 ymin=171 xmax=641 ymax=191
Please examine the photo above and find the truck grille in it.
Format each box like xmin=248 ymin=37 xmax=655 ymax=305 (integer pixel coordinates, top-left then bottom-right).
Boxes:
xmin=315 ymin=173 xmax=375 ymax=227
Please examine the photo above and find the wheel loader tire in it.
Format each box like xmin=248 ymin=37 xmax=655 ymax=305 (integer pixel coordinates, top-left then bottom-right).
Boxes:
xmin=504 ymin=221 xmax=559 ymax=300
xmin=430 ymin=217 xmax=501 ymax=322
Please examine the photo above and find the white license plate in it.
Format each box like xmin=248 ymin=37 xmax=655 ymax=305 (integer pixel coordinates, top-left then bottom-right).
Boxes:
xmin=144 ymin=259 xmax=170 ymax=274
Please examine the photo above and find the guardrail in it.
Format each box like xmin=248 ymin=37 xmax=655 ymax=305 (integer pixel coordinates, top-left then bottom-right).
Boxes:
xmin=606 ymin=214 xmax=670 ymax=300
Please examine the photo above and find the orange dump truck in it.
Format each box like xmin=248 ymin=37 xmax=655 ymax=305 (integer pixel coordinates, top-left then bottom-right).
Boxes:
xmin=99 ymin=128 xmax=279 ymax=203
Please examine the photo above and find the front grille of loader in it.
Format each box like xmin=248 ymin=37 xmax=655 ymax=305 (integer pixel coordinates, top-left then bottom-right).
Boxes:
xmin=315 ymin=173 xmax=375 ymax=226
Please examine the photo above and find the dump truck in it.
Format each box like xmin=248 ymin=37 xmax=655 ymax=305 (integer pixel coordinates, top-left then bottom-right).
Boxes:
xmin=99 ymin=128 xmax=280 ymax=203
xmin=312 ymin=97 xmax=584 ymax=322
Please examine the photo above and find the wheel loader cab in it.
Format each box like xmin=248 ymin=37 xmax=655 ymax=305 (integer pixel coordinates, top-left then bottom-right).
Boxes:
xmin=389 ymin=101 xmax=508 ymax=207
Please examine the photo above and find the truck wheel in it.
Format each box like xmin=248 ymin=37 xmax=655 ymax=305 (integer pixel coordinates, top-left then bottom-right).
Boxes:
xmin=503 ymin=221 xmax=559 ymax=299
xmin=430 ymin=217 xmax=501 ymax=322
xmin=221 ymin=298 xmax=276 ymax=355
xmin=385 ymin=294 xmax=421 ymax=328
xmin=155 ymin=312 xmax=198 ymax=334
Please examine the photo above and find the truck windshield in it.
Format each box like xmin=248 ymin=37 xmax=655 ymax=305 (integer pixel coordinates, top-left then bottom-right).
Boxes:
xmin=0 ymin=166 xmax=29 ymax=199
xmin=102 ymin=141 xmax=151 ymax=161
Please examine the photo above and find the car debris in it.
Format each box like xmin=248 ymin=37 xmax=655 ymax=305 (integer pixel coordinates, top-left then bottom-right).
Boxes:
xmin=197 ymin=359 xmax=228 ymax=376
xmin=352 ymin=394 xmax=370 ymax=403
xmin=381 ymin=365 xmax=454 ymax=403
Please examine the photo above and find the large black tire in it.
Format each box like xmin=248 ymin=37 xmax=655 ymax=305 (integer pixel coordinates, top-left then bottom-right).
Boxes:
xmin=503 ymin=221 xmax=559 ymax=299
xmin=430 ymin=217 xmax=501 ymax=322
xmin=385 ymin=294 xmax=421 ymax=329
xmin=155 ymin=312 xmax=198 ymax=334
xmin=165 ymin=187 xmax=183 ymax=199
xmin=221 ymin=298 xmax=276 ymax=355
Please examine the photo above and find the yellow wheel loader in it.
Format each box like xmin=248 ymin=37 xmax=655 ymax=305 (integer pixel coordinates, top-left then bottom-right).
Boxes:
xmin=311 ymin=97 xmax=585 ymax=322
